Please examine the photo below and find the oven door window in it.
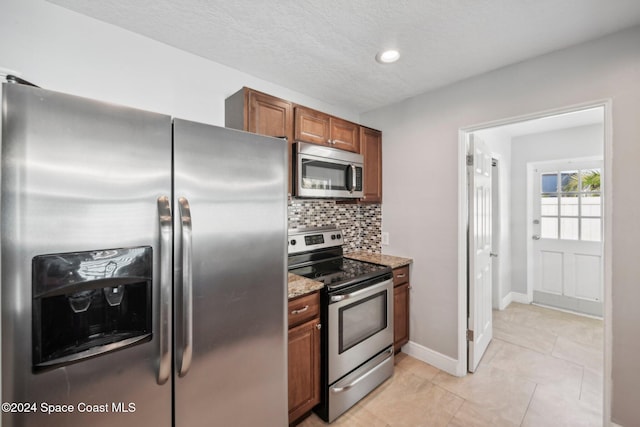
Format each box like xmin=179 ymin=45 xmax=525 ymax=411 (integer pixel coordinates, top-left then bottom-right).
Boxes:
xmin=301 ymin=159 xmax=350 ymax=191
xmin=338 ymin=290 xmax=387 ymax=354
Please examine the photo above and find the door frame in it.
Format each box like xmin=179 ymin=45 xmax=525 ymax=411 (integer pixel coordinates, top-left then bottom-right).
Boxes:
xmin=491 ymin=156 xmax=502 ymax=310
xmin=457 ymin=99 xmax=612 ymax=423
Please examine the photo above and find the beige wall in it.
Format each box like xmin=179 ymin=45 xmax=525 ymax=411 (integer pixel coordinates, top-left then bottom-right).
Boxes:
xmin=362 ymin=26 xmax=640 ymax=425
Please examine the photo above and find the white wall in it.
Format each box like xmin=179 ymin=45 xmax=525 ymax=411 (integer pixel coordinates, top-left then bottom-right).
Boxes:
xmin=362 ymin=26 xmax=640 ymax=425
xmin=510 ymin=124 xmax=603 ymax=295
xmin=0 ymin=0 xmax=359 ymax=126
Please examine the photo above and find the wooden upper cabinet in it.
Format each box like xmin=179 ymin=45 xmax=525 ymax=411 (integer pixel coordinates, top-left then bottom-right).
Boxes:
xmin=294 ymin=106 xmax=360 ymax=153
xmin=225 ymin=87 xmax=294 ymax=194
xmin=247 ymin=90 xmax=293 ymax=140
xmin=294 ymin=106 xmax=330 ymax=146
xmin=330 ymin=116 xmax=360 ymax=152
xmin=360 ymin=127 xmax=382 ymax=203
xmin=225 ymin=87 xmax=293 ymax=140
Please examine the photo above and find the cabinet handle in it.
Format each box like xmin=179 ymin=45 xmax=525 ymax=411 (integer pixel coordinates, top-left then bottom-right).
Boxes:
xmin=316 ymin=323 xmax=322 ymax=330
xmin=396 ymin=273 xmax=406 ymax=278
xmin=408 ymin=285 xmax=412 ymax=290
xmin=327 ymin=139 xmax=332 ymax=144
xmin=291 ymin=305 xmax=309 ymax=315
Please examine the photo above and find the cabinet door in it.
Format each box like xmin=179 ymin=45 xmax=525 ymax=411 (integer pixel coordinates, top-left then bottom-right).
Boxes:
xmin=288 ymin=292 xmax=320 ymax=328
xmin=295 ymin=106 xmax=330 ymax=146
xmin=394 ymin=283 xmax=410 ymax=352
xmin=330 ymin=117 xmax=360 ymax=153
xmin=246 ymin=89 xmax=294 ymax=194
xmin=360 ymin=127 xmax=382 ymax=203
xmin=247 ymin=90 xmax=293 ymax=140
xmin=393 ymin=265 xmax=409 ymax=286
xmin=288 ymin=318 xmax=321 ymax=423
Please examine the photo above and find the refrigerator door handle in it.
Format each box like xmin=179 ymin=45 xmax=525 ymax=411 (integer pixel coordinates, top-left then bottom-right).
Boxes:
xmin=178 ymin=197 xmax=193 ymax=377
xmin=157 ymin=196 xmax=172 ymax=385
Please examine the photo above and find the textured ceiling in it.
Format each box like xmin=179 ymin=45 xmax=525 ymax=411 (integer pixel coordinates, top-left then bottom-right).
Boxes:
xmin=46 ymin=0 xmax=640 ymax=113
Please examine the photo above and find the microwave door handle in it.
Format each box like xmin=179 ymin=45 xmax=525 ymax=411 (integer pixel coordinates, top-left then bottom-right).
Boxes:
xmin=350 ymin=164 xmax=356 ymax=193
xmin=344 ymin=165 xmax=352 ymax=192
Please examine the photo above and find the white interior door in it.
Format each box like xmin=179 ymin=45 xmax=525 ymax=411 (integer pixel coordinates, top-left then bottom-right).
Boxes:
xmin=531 ymin=160 xmax=603 ymax=316
xmin=468 ymin=134 xmax=493 ymax=373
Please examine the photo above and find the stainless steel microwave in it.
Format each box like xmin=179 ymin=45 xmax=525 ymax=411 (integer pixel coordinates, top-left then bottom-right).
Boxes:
xmin=295 ymin=142 xmax=363 ymax=198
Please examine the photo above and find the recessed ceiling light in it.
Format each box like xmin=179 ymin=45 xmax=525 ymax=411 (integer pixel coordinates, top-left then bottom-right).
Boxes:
xmin=376 ymin=49 xmax=400 ymax=64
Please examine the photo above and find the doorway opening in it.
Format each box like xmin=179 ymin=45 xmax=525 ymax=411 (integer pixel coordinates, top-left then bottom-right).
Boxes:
xmin=458 ymin=101 xmax=611 ymax=423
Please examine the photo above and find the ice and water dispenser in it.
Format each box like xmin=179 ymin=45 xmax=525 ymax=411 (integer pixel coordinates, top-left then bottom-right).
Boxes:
xmin=32 ymin=247 xmax=152 ymax=371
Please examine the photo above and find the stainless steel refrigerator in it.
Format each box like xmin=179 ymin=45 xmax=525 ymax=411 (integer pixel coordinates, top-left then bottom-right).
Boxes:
xmin=0 ymin=83 xmax=288 ymax=427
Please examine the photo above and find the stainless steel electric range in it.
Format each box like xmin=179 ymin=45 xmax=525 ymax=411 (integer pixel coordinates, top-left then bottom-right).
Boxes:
xmin=288 ymin=227 xmax=394 ymax=423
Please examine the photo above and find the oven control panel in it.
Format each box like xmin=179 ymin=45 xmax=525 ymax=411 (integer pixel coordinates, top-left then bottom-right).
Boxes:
xmin=288 ymin=227 xmax=344 ymax=254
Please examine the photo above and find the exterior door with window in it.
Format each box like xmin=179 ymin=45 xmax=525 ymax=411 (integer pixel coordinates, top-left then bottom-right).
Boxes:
xmin=531 ymin=160 xmax=603 ymax=316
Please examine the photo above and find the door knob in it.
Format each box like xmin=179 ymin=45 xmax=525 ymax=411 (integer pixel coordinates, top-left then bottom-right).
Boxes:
xmin=490 ymin=253 xmax=498 ymax=257
xmin=532 ymin=235 xmax=541 ymax=240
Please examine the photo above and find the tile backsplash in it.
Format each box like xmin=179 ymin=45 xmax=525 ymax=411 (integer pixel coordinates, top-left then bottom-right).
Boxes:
xmin=288 ymin=199 xmax=382 ymax=254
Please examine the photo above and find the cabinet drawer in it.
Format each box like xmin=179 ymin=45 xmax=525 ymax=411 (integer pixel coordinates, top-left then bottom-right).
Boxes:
xmin=288 ymin=292 xmax=320 ymax=328
xmin=393 ymin=266 xmax=410 ymax=286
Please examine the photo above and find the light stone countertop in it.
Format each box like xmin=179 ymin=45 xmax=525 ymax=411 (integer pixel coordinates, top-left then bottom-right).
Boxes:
xmin=345 ymin=251 xmax=413 ymax=269
xmin=288 ymin=273 xmax=324 ymax=299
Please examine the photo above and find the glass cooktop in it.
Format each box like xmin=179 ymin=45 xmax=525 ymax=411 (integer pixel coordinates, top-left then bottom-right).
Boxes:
xmin=289 ymin=257 xmax=391 ymax=290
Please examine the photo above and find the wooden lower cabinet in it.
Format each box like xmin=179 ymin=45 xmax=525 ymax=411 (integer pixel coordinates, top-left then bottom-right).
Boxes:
xmin=392 ymin=266 xmax=410 ymax=352
xmin=288 ymin=293 xmax=321 ymax=424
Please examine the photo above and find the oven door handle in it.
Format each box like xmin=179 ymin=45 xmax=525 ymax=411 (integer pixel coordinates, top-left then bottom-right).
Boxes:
xmin=330 ymin=278 xmax=392 ymax=302
xmin=330 ymin=347 xmax=394 ymax=393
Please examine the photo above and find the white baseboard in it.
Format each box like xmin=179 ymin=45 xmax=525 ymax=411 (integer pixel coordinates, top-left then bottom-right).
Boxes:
xmin=500 ymin=291 xmax=530 ymax=309
xmin=610 ymin=422 xmax=622 ymax=427
xmin=402 ymin=340 xmax=464 ymax=377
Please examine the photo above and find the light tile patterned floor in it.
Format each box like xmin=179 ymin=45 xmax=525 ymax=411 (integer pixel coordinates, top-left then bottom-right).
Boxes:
xmin=298 ymin=302 xmax=603 ymax=427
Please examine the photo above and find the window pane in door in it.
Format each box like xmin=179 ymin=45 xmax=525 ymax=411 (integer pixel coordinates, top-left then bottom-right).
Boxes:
xmin=582 ymin=194 xmax=601 ymax=217
xmin=560 ymin=218 xmax=579 ymax=240
xmin=580 ymin=169 xmax=601 ymax=192
xmin=541 ymin=195 xmax=558 ymax=216
xmin=581 ymin=218 xmax=602 ymax=241
xmin=560 ymin=195 xmax=579 ymax=216
xmin=541 ymin=173 xmax=558 ymax=193
xmin=541 ymin=217 xmax=558 ymax=239
xmin=561 ymin=171 xmax=579 ymax=192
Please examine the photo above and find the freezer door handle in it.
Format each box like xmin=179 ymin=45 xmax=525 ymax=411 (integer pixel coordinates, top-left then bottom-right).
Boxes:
xmin=157 ymin=196 xmax=172 ymax=385
xmin=178 ymin=197 xmax=193 ymax=377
